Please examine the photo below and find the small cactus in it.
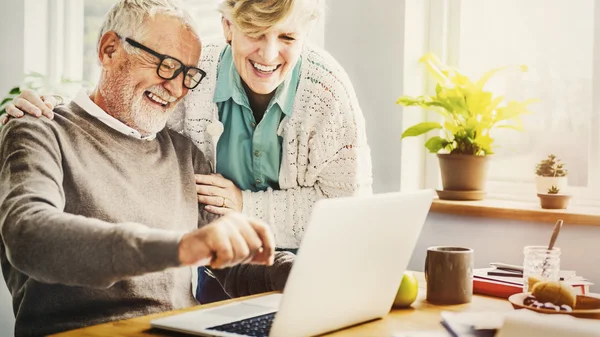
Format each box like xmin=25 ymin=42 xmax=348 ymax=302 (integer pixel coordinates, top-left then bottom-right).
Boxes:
xmin=535 ymin=154 xmax=567 ymax=177
xmin=548 ymin=185 xmax=560 ymax=194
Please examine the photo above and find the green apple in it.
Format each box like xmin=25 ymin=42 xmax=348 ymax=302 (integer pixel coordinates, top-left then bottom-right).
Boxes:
xmin=393 ymin=271 xmax=419 ymax=308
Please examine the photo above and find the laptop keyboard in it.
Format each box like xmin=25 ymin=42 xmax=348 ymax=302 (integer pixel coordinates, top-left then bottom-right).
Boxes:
xmin=206 ymin=312 xmax=276 ymax=337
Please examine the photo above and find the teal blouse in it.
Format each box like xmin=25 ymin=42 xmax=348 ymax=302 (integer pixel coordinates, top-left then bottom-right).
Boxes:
xmin=213 ymin=45 xmax=301 ymax=192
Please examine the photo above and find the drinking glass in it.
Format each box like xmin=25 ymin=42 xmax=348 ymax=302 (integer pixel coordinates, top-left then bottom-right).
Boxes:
xmin=522 ymin=245 xmax=560 ymax=293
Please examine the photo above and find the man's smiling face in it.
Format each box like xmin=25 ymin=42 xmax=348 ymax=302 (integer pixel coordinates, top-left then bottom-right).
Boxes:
xmin=100 ymin=14 xmax=201 ymax=135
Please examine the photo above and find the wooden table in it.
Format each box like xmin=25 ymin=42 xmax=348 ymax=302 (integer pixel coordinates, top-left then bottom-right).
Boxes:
xmin=50 ymin=273 xmax=514 ymax=336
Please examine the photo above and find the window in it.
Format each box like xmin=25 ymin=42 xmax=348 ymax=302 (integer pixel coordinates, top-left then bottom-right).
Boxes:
xmin=26 ymin=0 xmax=322 ymax=98
xmin=409 ymin=0 xmax=600 ymax=205
xmin=82 ymin=0 xmax=223 ymax=85
xmin=82 ymin=0 xmax=119 ymax=84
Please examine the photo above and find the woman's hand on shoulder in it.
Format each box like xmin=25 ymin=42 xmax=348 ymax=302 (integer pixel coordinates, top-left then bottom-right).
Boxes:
xmin=195 ymin=173 xmax=243 ymax=215
xmin=2 ymin=89 xmax=58 ymax=125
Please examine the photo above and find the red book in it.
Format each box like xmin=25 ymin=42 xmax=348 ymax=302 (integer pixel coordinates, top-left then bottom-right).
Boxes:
xmin=473 ymin=278 xmax=522 ymax=299
xmin=473 ymin=277 xmax=588 ymax=299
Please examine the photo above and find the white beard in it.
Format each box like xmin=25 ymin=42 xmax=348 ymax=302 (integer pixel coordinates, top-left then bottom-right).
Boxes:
xmin=100 ymin=64 xmax=175 ymax=136
xmin=128 ymin=89 xmax=172 ymax=135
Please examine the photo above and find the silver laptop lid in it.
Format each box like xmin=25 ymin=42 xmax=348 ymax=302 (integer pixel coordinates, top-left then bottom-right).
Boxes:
xmin=269 ymin=190 xmax=433 ymax=337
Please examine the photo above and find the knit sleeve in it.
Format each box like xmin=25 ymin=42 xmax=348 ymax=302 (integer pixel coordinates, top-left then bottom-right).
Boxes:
xmin=208 ymin=251 xmax=294 ymax=297
xmin=241 ymin=187 xmax=316 ymax=248
xmin=241 ymin=142 xmax=372 ymax=249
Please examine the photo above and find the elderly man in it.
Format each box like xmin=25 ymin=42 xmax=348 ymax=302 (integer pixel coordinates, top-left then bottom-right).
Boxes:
xmin=0 ymin=1 xmax=293 ymax=336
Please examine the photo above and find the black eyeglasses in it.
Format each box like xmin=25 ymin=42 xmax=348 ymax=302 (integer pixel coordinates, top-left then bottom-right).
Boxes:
xmin=123 ymin=37 xmax=206 ymax=90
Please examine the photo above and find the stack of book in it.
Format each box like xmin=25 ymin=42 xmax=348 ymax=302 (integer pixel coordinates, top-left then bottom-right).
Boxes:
xmin=473 ymin=262 xmax=593 ymax=299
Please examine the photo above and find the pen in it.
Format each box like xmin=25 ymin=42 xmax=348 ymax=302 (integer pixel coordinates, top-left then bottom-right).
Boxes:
xmin=487 ymin=271 xmax=523 ymax=277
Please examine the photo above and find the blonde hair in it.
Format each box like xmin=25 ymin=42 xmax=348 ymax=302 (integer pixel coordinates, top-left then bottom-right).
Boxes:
xmin=218 ymin=0 xmax=322 ymax=37
xmin=98 ymin=0 xmax=199 ymax=54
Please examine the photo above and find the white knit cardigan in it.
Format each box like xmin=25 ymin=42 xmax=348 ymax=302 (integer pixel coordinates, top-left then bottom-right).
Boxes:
xmin=168 ymin=42 xmax=373 ymax=248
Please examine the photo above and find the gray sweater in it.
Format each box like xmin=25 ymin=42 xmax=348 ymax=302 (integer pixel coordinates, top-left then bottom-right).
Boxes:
xmin=0 ymin=103 xmax=293 ymax=337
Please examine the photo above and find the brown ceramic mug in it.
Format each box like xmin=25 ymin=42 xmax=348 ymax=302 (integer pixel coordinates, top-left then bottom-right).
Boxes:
xmin=425 ymin=246 xmax=474 ymax=304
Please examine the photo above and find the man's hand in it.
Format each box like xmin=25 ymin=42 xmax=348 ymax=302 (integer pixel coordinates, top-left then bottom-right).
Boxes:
xmin=178 ymin=213 xmax=274 ymax=269
xmin=195 ymin=173 xmax=243 ymax=215
xmin=2 ymin=89 xmax=58 ymax=125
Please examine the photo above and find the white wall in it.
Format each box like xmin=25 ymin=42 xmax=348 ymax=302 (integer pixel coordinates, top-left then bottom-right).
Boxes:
xmin=0 ymin=1 xmax=25 ymax=97
xmin=0 ymin=2 xmax=23 ymax=335
xmin=408 ymin=213 xmax=600 ymax=292
xmin=324 ymin=0 xmax=406 ymax=193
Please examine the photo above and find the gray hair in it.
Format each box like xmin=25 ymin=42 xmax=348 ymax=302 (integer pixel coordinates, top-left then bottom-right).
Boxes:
xmin=97 ymin=0 xmax=200 ymax=54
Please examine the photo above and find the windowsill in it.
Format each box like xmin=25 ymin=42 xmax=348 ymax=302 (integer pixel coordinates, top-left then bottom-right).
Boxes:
xmin=431 ymin=198 xmax=600 ymax=226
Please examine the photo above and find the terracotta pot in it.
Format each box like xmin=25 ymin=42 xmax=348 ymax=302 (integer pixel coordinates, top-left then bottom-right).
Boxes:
xmin=437 ymin=154 xmax=491 ymax=191
xmin=537 ymin=193 xmax=571 ymax=209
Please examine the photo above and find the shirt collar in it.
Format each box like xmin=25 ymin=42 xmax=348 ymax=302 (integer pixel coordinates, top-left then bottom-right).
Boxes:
xmin=213 ymin=45 xmax=250 ymax=108
xmin=213 ymin=45 xmax=301 ymax=116
xmin=73 ymin=90 xmax=156 ymax=141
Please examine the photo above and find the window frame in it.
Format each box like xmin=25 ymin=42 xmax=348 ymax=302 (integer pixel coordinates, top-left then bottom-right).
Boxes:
xmin=27 ymin=0 xmax=326 ymax=96
xmin=28 ymin=0 xmax=84 ymax=83
xmin=401 ymin=0 xmax=600 ymax=206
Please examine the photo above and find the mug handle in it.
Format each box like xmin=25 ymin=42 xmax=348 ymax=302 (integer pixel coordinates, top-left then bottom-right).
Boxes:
xmin=424 ymin=251 xmax=429 ymax=282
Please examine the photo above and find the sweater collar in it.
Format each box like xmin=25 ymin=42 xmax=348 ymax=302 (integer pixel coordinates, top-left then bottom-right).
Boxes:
xmin=73 ymin=90 xmax=156 ymax=141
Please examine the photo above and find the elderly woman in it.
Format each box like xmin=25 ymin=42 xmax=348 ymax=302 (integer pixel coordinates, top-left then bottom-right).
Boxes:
xmin=5 ymin=0 xmax=373 ymax=302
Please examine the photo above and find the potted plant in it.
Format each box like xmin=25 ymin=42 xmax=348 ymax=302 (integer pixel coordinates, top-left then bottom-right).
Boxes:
xmin=535 ymin=154 xmax=567 ymax=194
xmin=396 ymin=53 xmax=538 ymax=200
xmin=538 ymin=185 xmax=571 ymax=209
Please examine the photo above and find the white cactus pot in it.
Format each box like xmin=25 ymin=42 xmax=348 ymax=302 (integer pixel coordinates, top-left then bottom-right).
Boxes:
xmin=535 ymin=176 xmax=568 ymax=194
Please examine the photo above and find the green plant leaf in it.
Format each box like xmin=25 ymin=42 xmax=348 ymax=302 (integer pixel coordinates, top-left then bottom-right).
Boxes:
xmin=496 ymin=123 xmax=524 ymax=131
xmin=465 ymin=117 xmax=480 ymax=131
xmin=26 ymin=71 xmax=45 ymax=78
xmin=474 ymin=133 xmax=494 ymax=152
xmin=466 ymin=91 xmax=492 ymax=116
xmin=396 ymin=96 xmax=452 ymax=117
xmin=418 ymin=53 xmax=451 ymax=86
xmin=443 ymin=120 xmax=458 ymax=134
xmin=396 ymin=95 xmax=425 ymax=106
xmin=495 ymin=99 xmax=536 ymax=123
xmin=9 ymin=87 xmax=20 ymax=95
xmin=449 ymin=72 xmax=477 ymax=93
xmin=446 ymin=96 xmax=470 ymax=119
xmin=424 ymin=136 xmax=448 ymax=153
xmin=475 ymin=65 xmax=528 ymax=90
xmin=536 ymin=154 xmax=567 ymax=177
xmin=484 ymin=96 xmax=505 ymax=117
xmin=1 ymin=97 xmax=14 ymax=106
xmin=401 ymin=122 xmax=443 ymax=138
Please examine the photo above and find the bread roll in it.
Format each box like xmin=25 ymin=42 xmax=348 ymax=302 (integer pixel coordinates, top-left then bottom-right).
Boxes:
xmin=531 ymin=281 xmax=576 ymax=308
xmin=528 ymin=276 xmax=542 ymax=291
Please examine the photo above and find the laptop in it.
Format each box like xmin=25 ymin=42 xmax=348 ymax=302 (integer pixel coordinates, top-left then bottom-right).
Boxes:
xmin=151 ymin=190 xmax=433 ymax=337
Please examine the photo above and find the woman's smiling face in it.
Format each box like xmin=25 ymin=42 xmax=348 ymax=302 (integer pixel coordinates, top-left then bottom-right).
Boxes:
xmin=223 ymin=18 xmax=309 ymax=95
